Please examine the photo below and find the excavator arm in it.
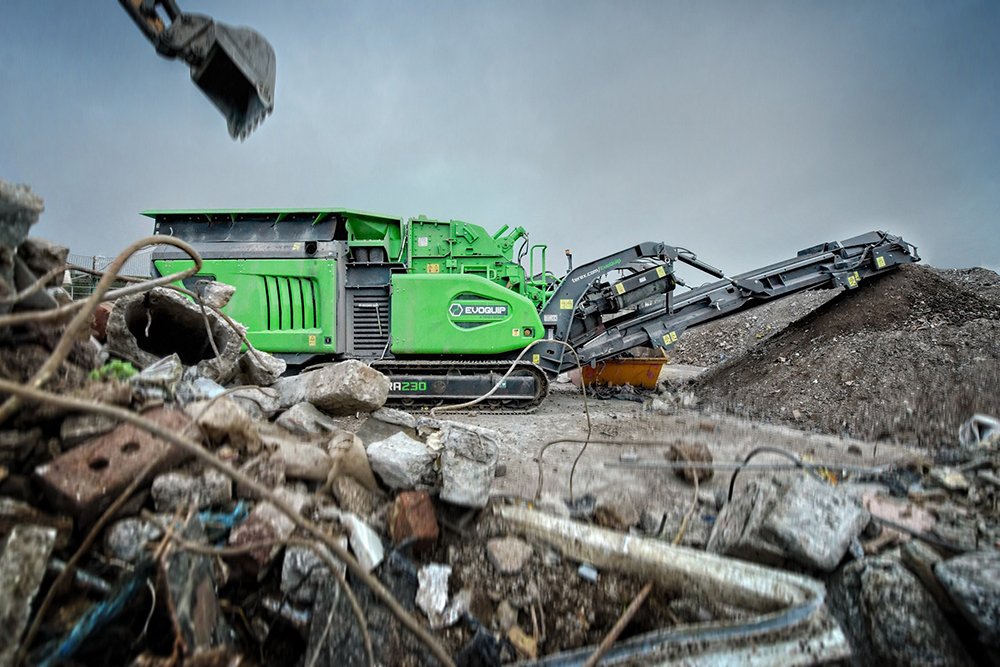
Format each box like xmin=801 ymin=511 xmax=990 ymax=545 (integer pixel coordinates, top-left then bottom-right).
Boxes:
xmin=120 ymin=0 xmax=275 ymax=140
xmin=533 ymin=231 xmax=919 ymax=374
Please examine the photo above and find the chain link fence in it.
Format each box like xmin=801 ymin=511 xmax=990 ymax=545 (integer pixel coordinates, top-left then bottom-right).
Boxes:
xmin=64 ymin=250 xmax=152 ymax=300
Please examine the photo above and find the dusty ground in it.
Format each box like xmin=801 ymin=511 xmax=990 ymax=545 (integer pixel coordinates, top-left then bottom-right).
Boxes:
xmin=367 ymin=386 xmax=917 ymax=663
xmin=422 ymin=384 xmax=916 ymax=546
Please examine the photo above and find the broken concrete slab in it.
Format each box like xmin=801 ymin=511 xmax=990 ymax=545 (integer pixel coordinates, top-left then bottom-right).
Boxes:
xmin=34 ymin=407 xmax=191 ymax=524
xmin=11 ymin=253 xmax=57 ymax=309
xmin=416 ymin=563 xmax=452 ymax=618
xmin=228 ymin=489 xmax=309 ymax=577
xmin=930 ymin=466 xmax=971 ymax=492
xmin=0 ymin=427 xmax=43 ymax=463
xmin=151 ymin=468 xmax=232 ymax=512
xmin=266 ymin=436 xmax=333 ymax=482
xmin=0 ymin=525 xmax=57 ymax=667
xmin=366 ymin=431 xmax=435 ymax=490
xmin=130 ymin=353 xmax=183 ymax=401
xmin=275 ymin=402 xmax=341 ymax=436
xmin=708 ymin=476 xmax=869 ymax=572
xmin=237 ymin=349 xmax=286 ymax=387
xmin=342 ymin=512 xmax=385 ymax=573
xmin=227 ymin=386 xmax=282 ymax=421
xmin=354 ymin=408 xmax=419 ymax=448
xmin=639 ymin=507 xmax=665 ymax=536
xmin=186 ymin=397 xmax=261 ymax=455
xmin=935 ymin=550 xmax=1000 ymax=647
xmin=827 ymin=556 xmax=974 ymax=667
xmin=932 ymin=520 xmax=978 ymax=552
xmin=59 ymin=412 xmax=119 ymax=449
xmin=390 ymin=490 xmax=439 ymax=554
xmin=900 ymin=540 xmax=955 ymax=613
xmin=0 ymin=497 xmax=73 ymax=549
xmin=667 ymin=441 xmax=714 ymax=483
xmin=0 ymin=179 xmax=44 ymax=248
xmin=104 ymin=517 xmax=164 ymax=563
xmin=0 ymin=180 xmax=44 ymax=315
xmin=270 ymin=359 xmax=389 ymax=415
xmin=234 ymin=454 xmax=286 ymax=500
xmin=487 ymin=536 xmax=534 ymax=574
xmin=105 ymin=287 xmax=243 ymax=384
xmin=281 ymin=537 xmax=347 ymax=604
xmin=197 ymin=281 xmax=236 ymax=310
xmin=371 ymin=407 xmax=417 ymax=430
xmin=329 ymin=474 xmax=386 ymax=528
xmin=18 ymin=236 xmax=67 ymax=286
xmin=438 ymin=421 xmax=500 ymax=508
xmin=256 ymin=423 xmax=376 ymax=490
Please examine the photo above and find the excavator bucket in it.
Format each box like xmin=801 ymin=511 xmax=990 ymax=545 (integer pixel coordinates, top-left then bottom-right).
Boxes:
xmin=120 ymin=1 xmax=275 ymax=140
xmin=190 ymin=22 xmax=276 ymax=141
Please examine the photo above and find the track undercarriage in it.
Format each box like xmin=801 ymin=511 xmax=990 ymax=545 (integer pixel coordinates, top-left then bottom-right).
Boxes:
xmin=372 ymin=359 xmax=550 ymax=412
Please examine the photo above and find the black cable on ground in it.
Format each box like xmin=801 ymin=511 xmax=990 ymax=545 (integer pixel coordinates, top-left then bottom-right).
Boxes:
xmin=726 ymin=446 xmax=827 ymax=502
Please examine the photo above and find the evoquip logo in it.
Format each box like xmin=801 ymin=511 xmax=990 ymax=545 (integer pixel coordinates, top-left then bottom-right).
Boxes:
xmin=447 ymin=301 xmax=509 ymax=319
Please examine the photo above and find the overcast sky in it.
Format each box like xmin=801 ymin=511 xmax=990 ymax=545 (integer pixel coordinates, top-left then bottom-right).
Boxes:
xmin=1 ymin=1 xmax=997 ymax=278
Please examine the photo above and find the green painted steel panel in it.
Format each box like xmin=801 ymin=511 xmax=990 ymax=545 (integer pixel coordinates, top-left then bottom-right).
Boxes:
xmin=390 ymin=273 xmax=543 ymax=355
xmin=154 ymin=257 xmax=337 ymax=353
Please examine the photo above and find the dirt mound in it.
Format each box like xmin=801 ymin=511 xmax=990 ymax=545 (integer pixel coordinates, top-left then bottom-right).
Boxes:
xmin=694 ymin=264 xmax=1000 ymax=448
xmin=671 ymin=290 xmax=838 ymax=367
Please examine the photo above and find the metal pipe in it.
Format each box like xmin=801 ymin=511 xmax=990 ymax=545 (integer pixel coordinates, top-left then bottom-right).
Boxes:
xmin=607 ymin=461 xmax=888 ymax=475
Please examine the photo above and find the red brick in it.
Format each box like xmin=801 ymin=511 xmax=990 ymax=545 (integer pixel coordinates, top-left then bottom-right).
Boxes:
xmin=390 ymin=490 xmax=439 ymax=554
xmin=34 ymin=407 xmax=191 ymax=524
xmin=227 ymin=489 xmax=307 ymax=577
xmin=90 ymin=302 xmax=113 ymax=342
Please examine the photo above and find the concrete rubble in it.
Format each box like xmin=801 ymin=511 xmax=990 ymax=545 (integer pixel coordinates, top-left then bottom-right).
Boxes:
xmin=936 ymin=549 xmax=1000 ymax=647
xmin=281 ymin=538 xmax=347 ymax=604
xmin=708 ymin=475 xmax=870 ymax=571
xmin=416 ymin=563 xmax=452 ymax=618
xmin=275 ymin=401 xmax=341 ymax=435
xmin=438 ymin=421 xmax=501 ymax=508
xmin=827 ymin=555 xmax=974 ymax=666
xmin=367 ymin=430 xmax=435 ymax=489
xmin=487 ymin=536 xmax=534 ymax=574
xmin=271 ymin=359 xmax=390 ymax=415
xmin=106 ymin=287 xmax=245 ymax=384
xmin=0 ymin=525 xmax=57 ymax=667
xmin=151 ymin=468 xmax=232 ymax=511
xmin=104 ymin=516 xmax=164 ymax=563
xmin=342 ymin=511 xmax=385 ymax=572
xmin=363 ymin=411 xmax=504 ymax=508
xmin=162 ymin=513 xmax=232 ymax=658
xmin=229 ymin=488 xmax=309 ymax=576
